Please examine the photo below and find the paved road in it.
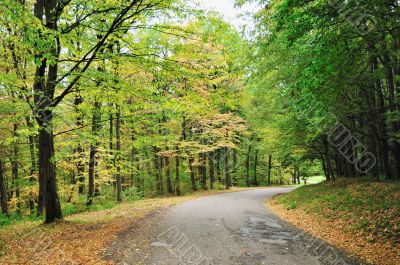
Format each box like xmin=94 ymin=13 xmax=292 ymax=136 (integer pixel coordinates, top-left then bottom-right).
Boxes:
xmin=145 ymin=188 xmax=361 ymax=265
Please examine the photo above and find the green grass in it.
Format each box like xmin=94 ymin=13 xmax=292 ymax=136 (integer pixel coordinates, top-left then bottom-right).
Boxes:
xmin=275 ymin=178 xmax=400 ymax=243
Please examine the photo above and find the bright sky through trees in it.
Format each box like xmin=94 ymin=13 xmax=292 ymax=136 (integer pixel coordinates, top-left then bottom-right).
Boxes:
xmin=196 ymin=0 xmax=259 ymax=29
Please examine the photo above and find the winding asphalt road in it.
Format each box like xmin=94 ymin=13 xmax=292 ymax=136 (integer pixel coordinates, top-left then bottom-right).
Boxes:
xmin=144 ymin=187 xmax=361 ymax=265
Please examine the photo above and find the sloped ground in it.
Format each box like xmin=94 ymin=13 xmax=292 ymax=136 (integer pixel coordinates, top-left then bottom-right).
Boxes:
xmin=269 ymin=179 xmax=400 ymax=265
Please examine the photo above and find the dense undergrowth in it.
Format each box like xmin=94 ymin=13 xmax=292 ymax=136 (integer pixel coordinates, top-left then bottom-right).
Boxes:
xmin=0 ymin=183 xmax=229 ymax=227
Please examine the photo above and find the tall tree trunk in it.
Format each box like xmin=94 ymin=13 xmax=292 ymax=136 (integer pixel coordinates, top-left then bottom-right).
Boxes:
xmin=185 ymin=118 xmax=196 ymax=191
xmin=232 ymin=149 xmax=237 ymax=186
xmin=175 ymin=146 xmax=181 ymax=196
xmin=216 ymin=149 xmax=222 ymax=183
xmin=33 ymin=0 xmax=62 ymax=222
xmin=12 ymin=123 xmax=20 ymax=213
xmin=116 ymin=108 xmax=122 ymax=202
xmin=110 ymin=113 xmax=114 ymax=151
xmin=225 ymin=147 xmax=231 ymax=189
xmin=322 ymin=135 xmax=335 ymax=181
xmin=74 ymin=95 xmax=85 ymax=194
xmin=159 ymin=151 xmax=164 ymax=194
xmin=383 ymin=53 xmax=399 ymax=181
xmin=87 ymin=144 xmax=97 ymax=206
xmin=267 ymin=154 xmax=272 ymax=185
xmin=153 ymin=147 xmax=162 ymax=194
xmin=246 ymin=145 xmax=252 ymax=187
xmin=189 ymin=156 xmax=197 ymax=191
xmin=87 ymin=100 xmax=100 ymax=206
xmin=199 ymin=152 xmax=207 ymax=190
xmin=0 ymin=159 xmax=8 ymax=215
xmin=209 ymin=151 xmax=215 ymax=190
xmin=320 ymin=152 xmax=330 ymax=181
xmin=371 ymin=52 xmax=392 ymax=179
xmin=253 ymin=149 xmax=258 ymax=187
xmin=40 ymin=128 xmax=62 ymax=223
xmin=296 ymin=167 xmax=301 ymax=184
xmin=26 ymin=116 xmax=37 ymax=213
xmin=165 ymin=153 xmax=173 ymax=194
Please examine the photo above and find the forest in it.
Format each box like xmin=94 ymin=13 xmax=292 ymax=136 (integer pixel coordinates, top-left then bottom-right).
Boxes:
xmin=0 ymin=0 xmax=399 ymax=264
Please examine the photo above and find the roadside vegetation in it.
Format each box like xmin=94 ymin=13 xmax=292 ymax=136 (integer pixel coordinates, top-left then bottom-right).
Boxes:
xmin=0 ymin=188 xmax=244 ymax=264
xmin=270 ymin=178 xmax=400 ymax=265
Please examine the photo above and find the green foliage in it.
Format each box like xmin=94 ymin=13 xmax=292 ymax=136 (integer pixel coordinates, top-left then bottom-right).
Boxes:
xmin=0 ymin=214 xmax=12 ymax=226
xmin=122 ymin=187 xmax=144 ymax=202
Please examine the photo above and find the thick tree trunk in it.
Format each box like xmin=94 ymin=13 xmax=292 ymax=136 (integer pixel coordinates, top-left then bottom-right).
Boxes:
xmin=33 ymin=0 xmax=63 ymax=222
xmin=0 ymin=159 xmax=8 ymax=215
xmin=40 ymin=128 xmax=62 ymax=223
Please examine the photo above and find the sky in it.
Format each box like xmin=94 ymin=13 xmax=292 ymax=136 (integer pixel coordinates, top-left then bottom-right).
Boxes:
xmin=196 ymin=0 xmax=260 ymax=30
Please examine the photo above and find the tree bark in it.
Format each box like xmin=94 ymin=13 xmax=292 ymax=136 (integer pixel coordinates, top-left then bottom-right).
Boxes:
xmin=153 ymin=147 xmax=162 ymax=194
xmin=267 ymin=154 xmax=272 ymax=185
xmin=371 ymin=52 xmax=392 ymax=179
xmin=232 ymin=149 xmax=238 ymax=186
xmin=175 ymin=146 xmax=181 ymax=196
xmin=209 ymin=151 xmax=215 ymax=189
xmin=33 ymin=0 xmax=62 ymax=222
xmin=40 ymin=128 xmax=62 ymax=223
xmin=246 ymin=145 xmax=252 ymax=187
xmin=12 ymin=123 xmax=20 ymax=213
xmin=87 ymin=100 xmax=100 ymax=206
xmin=165 ymin=153 xmax=173 ymax=194
xmin=216 ymin=149 xmax=222 ymax=183
xmin=225 ymin=147 xmax=231 ymax=189
xmin=254 ymin=149 xmax=258 ymax=187
xmin=25 ymin=117 xmax=37 ymax=213
xmin=189 ymin=156 xmax=197 ymax=191
xmin=322 ymin=135 xmax=335 ymax=181
xmin=116 ymin=108 xmax=122 ymax=202
xmin=0 ymin=159 xmax=8 ymax=215
xmin=296 ymin=168 xmax=301 ymax=184
xmin=199 ymin=152 xmax=207 ymax=190
xmin=320 ymin=152 xmax=330 ymax=181
xmin=74 ymin=95 xmax=85 ymax=194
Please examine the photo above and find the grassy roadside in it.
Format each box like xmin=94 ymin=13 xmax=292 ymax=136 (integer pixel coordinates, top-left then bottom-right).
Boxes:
xmin=0 ymin=188 xmax=246 ymax=265
xmin=268 ymin=178 xmax=400 ymax=265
